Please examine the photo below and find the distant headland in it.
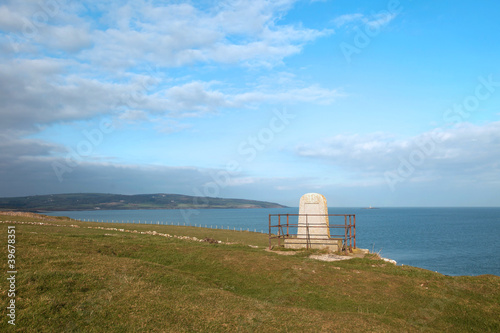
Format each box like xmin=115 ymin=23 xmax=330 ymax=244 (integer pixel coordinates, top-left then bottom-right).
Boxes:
xmin=0 ymin=193 xmax=287 ymax=212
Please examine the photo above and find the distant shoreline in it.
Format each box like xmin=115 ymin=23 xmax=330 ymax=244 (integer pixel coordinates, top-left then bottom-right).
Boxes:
xmin=0 ymin=193 xmax=287 ymax=212
xmin=35 ymin=206 xmax=286 ymax=213
xmin=1 ymin=205 xmax=288 ymax=213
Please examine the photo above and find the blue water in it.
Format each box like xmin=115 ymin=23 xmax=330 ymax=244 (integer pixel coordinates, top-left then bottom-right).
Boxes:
xmin=46 ymin=207 xmax=500 ymax=277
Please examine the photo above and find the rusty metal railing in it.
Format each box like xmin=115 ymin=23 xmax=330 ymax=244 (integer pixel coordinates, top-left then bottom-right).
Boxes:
xmin=268 ymin=214 xmax=356 ymax=254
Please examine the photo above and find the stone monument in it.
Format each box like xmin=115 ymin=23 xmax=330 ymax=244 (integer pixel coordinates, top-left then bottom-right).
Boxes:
xmin=297 ymin=193 xmax=329 ymax=239
xmin=284 ymin=193 xmax=341 ymax=251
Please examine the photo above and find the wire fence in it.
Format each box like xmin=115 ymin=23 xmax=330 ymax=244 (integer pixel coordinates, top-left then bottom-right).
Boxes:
xmin=74 ymin=218 xmax=266 ymax=234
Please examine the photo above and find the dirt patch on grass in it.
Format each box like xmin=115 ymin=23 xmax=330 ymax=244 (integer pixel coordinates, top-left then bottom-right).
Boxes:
xmin=309 ymin=254 xmax=354 ymax=262
xmin=264 ymin=248 xmax=297 ymax=255
xmin=265 ymin=247 xmax=372 ymax=261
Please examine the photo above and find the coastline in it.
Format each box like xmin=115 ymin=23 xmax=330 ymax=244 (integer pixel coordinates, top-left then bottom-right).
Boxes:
xmin=6 ymin=208 xmax=500 ymax=276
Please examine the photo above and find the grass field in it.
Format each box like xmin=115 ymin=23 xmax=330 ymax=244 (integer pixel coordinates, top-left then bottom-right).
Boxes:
xmin=1 ymin=213 xmax=499 ymax=332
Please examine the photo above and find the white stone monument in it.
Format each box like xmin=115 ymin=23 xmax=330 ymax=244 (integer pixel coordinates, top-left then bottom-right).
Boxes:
xmin=297 ymin=193 xmax=329 ymax=239
xmin=284 ymin=193 xmax=341 ymax=251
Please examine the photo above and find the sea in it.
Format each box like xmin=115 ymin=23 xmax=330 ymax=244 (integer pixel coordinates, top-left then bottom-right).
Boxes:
xmin=45 ymin=207 xmax=500 ymax=277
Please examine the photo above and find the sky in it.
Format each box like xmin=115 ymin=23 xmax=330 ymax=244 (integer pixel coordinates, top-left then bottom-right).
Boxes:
xmin=1 ymin=0 xmax=499 ymax=207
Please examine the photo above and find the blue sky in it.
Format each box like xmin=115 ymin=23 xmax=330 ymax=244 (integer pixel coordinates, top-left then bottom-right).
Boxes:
xmin=1 ymin=0 xmax=499 ymax=207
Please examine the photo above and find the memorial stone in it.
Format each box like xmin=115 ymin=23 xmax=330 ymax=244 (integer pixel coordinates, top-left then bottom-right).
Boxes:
xmin=297 ymin=193 xmax=330 ymax=239
xmin=284 ymin=193 xmax=341 ymax=251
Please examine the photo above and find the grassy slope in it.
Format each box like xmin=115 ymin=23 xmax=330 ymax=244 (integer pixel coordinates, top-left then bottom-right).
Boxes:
xmin=1 ymin=214 xmax=499 ymax=332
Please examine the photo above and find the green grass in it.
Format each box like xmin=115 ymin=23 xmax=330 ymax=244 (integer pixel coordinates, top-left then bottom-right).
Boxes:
xmin=1 ymin=213 xmax=499 ymax=332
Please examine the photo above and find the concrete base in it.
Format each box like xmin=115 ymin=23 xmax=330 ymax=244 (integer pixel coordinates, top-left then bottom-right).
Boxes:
xmin=284 ymin=238 xmax=342 ymax=252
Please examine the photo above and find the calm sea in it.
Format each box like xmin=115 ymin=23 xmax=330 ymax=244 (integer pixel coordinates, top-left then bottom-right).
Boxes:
xmin=46 ymin=207 xmax=500 ymax=277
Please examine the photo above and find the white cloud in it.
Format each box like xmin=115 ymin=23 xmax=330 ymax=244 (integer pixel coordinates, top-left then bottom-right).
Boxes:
xmin=333 ymin=13 xmax=364 ymax=27
xmin=163 ymin=82 xmax=228 ymax=115
xmin=1 ymin=0 xmax=329 ymax=68
xmin=0 ymin=0 xmax=338 ymax=132
xmin=70 ymin=0 xmax=330 ymax=69
xmin=333 ymin=12 xmax=397 ymax=29
xmin=118 ymin=110 xmax=149 ymax=121
xmin=144 ymin=80 xmax=342 ymax=116
xmin=232 ymin=85 xmax=342 ymax=106
xmin=0 ymin=5 xmax=27 ymax=32
xmin=366 ymin=13 xmax=398 ymax=29
xmin=0 ymin=56 xmax=341 ymax=136
xmin=296 ymin=121 xmax=500 ymax=184
xmin=0 ymin=135 xmax=60 ymax=161
xmin=43 ymin=25 xmax=92 ymax=53
xmin=0 ymin=58 xmax=127 ymax=131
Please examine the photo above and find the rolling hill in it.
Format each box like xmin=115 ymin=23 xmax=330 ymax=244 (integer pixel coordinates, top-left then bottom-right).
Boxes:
xmin=0 ymin=193 xmax=287 ymax=212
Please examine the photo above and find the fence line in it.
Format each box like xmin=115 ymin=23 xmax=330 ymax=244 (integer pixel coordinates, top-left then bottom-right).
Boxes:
xmin=74 ymin=218 xmax=266 ymax=234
